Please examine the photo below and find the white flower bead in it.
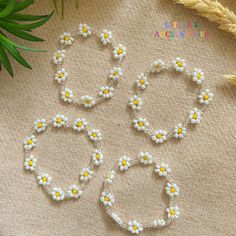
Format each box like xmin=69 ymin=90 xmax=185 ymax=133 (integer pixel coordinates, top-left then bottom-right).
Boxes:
xmin=88 ymin=129 xmax=102 ymax=142
xmin=166 ymin=206 xmax=180 ymax=220
xmin=51 ymin=187 xmax=65 ymax=201
xmin=52 ymin=50 xmax=65 ymax=65
xmin=37 ymin=173 xmax=52 ymax=186
xmin=189 ymin=108 xmax=202 ymax=124
xmin=100 ymin=192 xmax=115 ymax=207
xmin=155 ymin=163 xmax=171 ymax=177
xmin=72 ymin=118 xmax=88 ymax=132
xmin=24 ymin=155 xmax=37 ymax=171
xmin=109 ymin=67 xmax=123 ymax=81
xmin=91 ymin=149 xmax=104 ymax=166
xmin=23 ymin=135 xmax=36 ymax=150
xmin=98 ymin=86 xmax=114 ymax=99
xmin=100 ymin=29 xmax=112 ymax=45
xmin=80 ymin=167 xmax=93 ymax=182
xmin=52 ymin=114 xmax=68 ymax=127
xmin=198 ymin=89 xmax=213 ymax=105
xmin=153 ymin=219 xmax=166 ymax=228
xmin=54 ymin=68 xmax=68 ymax=83
xmin=192 ymin=68 xmax=204 ymax=85
xmin=139 ymin=151 xmax=153 ymax=165
xmin=133 ymin=118 xmax=149 ymax=132
xmin=61 ymin=88 xmax=73 ymax=103
xmin=173 ymin=123 xmax=187 ymax=139
xmin=105 ymin=170 xmax=115 ymax=184
xmin=152 ymin=130 xmax=167 ymax=144
xmin=113 ymin=44 xmax=126 ymax=59
xmin=128 ymin=220 xmax=143 ymax=234
xmin=33 ymin=119 xmax=46 ymax=133
xmin=80 ymin=95 xmax=96 ymax=108
xmin=67 ymin=185 xmax=83 ymax=199
xmin=118 ymin=156 xmax=131 ymax=171
xmin=172 ymin=57 xmax=186 ymax=72
xmin=150 ymin=59 xmax=165 ymax=73
xmin=165 ymin=182 xmax=180 ymax=198
xmin=135 ymin=73 xmax=148 ymax=90
xmin=129 ymin=95 xmax=142 ymax=110
xmin=79 ymin=23 xmax=92 ymax=38
xmin=59 ymin=32 xmax=74 ymax=46
xmin=111 ymin=213 xmax=123 ymax=225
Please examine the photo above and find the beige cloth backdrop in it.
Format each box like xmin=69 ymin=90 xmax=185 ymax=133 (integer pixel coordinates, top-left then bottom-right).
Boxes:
xmin=0 ymin=0 xmax=236 ymax=235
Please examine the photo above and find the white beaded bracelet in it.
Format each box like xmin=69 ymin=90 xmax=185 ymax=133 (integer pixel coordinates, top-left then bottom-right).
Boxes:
xmin=100 ymin=152 xmax=180 ymax=234
xmin=52 ymin=23 xmax=126 ymax=109
xmin=128 ymin=58 xmax=214 ymax=144
xmin=23 ymin=115 xmax=103 ymax=201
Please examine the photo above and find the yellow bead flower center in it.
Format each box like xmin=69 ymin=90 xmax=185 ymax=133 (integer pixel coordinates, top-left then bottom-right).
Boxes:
xmin=103 ymin=89 xmax=109 ymax=94
xmin=83 ymin=172 xmax=89 ymax=177
xmin=138 ymin=122 xmax=144 ymax=127
xmin=27 ymin=139 xmax=33 ymax=145
xmin=77 ymin=122 xmax=83 ymax=127
xmin=139 ymin=79 xmax=145 ymax=85
xmin=117 ymin=49 xmax=123 ymax=55
xmin=133 ymin=100 xmax=139 ymax=105
xmin=170 ymin=187 xmax=176 ymax=193
xmin=58 ymin=73 xmax=64 ymax=78
xmin=42 ymin=177 xmax=48 ymax=182
xmin=72 ymin=189 xmax=78 ymax=194
xmin=197 ymin=73 xmax=201 ymax=79
xmin=170 ymin=210 xmax=175 ymax=215
xmin=82 ymin=27 xmax=88 ymax=33
xmin=203 ymin=95 xmax=209 ymax=100
xmin=28 ymin=160 xmax=33 ymax=166
xmin=38 ymin=123 xmax=43 ymax=128
xmin=177 ymin=61 xmax=183 ymax=67
xmin=122 ymin=160 xmax=127 ymax=166
xmin=55 ymin=192 xmax=60 ymax=197
xmin=133 ymin=226 xmax=138 ymax=230
xmin=96 ymin=154 xmax=100 ymax=160
xmin=104 ymin=33 xmax=108 ymax=39
xmin=156 ymin=134 xmax=163 ymax=139
xmin=104 ymin=196 xmax=110 ymax=202
xmin=143 ymin=156 xmax=148 ymax=160
xmin=92 ymin=133 xmax=97 ymax=137
xmin=178 ymin=128 xmax=182 ymax=134
xmin=64 ymin=36 xmax=70 ymax=41
xmin=65 ymin=92 xmax=70 ymax=98
xmin=56 ymin=53 xmax=61 ymax=59
xmin=113 ymin=71 xmax=118 ymax=76
xmin=85 ymin=100 xmax=91 ymax=104
xmin=57 ymin=118 xmax=62 ymax=123
xmin=192 ymin=113 xmax=197 ymax=119
xmin=160 ymin=167 xmax=166 ymax=172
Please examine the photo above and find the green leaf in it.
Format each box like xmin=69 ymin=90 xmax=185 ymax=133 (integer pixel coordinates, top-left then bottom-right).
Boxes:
xmin=0 ymin=32 xmax=45 ymax=52
xmin=7 ymin=13 xmax=48 ymax=21
xmin=14 ymin=0 xmax=34 ymax=12
xmin=0 ymin=11 xmax=54 ymax=30
xmin=0 ymin=0 xmax=15 ymax=18
xmin=1 ymin=24 xmax=44 ymax=41
xmin=3 ymin=43 xmax=32 ymax=69
xmin=0 ymin=44 xmax=13 ymax=76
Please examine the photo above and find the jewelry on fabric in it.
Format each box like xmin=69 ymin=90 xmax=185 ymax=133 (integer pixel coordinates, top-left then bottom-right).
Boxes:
xmin=52 ymin=23 xmax=126 ymax=109
xmin=100 ymin=151 xmax=180 ymax=234
xmin=23 ymin=115 xmax=103 ymax=201
xmin=128 ymin=58 xmax=214 ymax=144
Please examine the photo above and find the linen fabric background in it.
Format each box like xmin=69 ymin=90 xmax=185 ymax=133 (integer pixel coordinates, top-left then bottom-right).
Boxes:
xmin=0 ymin=0 xmax=236 ymax=235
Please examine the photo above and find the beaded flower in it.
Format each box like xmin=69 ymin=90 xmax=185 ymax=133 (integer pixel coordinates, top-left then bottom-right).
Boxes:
xmin=139 ymin=151 xmax=153 ymax=165
xmin=113 ymin=44 xmax=126 ymax=59
xmin=128 ymin=221 xmax=143 ymax=234
xmin=33 ymin=119 xmax=46 ymax=133
xmin=24 ymin=155 xmax=37 ymax=171
xmin=54 ymin=68 xmax=68 ymax=83
xmin=150 ymin=59 xmax=165 ymax=73
xmin=192 ymin=68 xmax=204 ymax=85
xmin=100 ymin=29 xmax=112 ymax=45
xmin=79 ymin=23 xmax=92 ymax=38
xmin=98 ymin=86 xmax=114 ymax=99
xmin=51 ymin=187 xmax=65 ymax=201
xmin=105 ymin=170 xmax=116 ymax=184
xmin=59 ymin=32 xmax=74 ymax=46
xmin=118 ymin=156 xmax=131 ymax=171
xmin=109 ymin=67 xmax=123 ymax=81
xmin=61 ymin=88 xmax=73 ymax=103
xmin=52 ymin=50 xmax=65 ymax=65
xmin=91 ymin=149 xmax=104 ymax=166
xmin=173 ymin=124 xmax=187 ymax=139
xmin=23 ymin=135 xmax=36 ymax=150
xmin=189 ymin=108 xmax=202 ymax=124
xmin=52 ymin=114 xmax=68 ymax=127
xmin=133 ymin=118 xmax=149 ymax=132
xmin=80 ymin=167 xmax=93 ymax=182
xmin=80 ymin=95 xmax=96 ymax=108
xmin=152 ymin=130 xmax=167 ymax=144
xmin=155 ymin=163 xmax=171 ymax=177
xmin=165 ymin=183 xmax=180 ymax=198
xmin=72 ymin=118 xmax=88 ymax=132
xmin=198 ymin=89 xmax=214 ymax=105
xmin=166 ymin=206 xmax=180 ymax=220
xmin=88 ymin=129 xmax=102 ymax=142
xmin=100 ymin=192 xmax=115 ymax=207
xmin=37 ymin=173 xmax=52 ymax=186
xmin=129 ymin=95 xmax=142 ymax=110
xmin=67 ymin=185 xmax=83 ymax=199
xmin=172 ymin=57 xmax=186 ymax=72
xmin=135 ymin=73 xmax=149 ymax=90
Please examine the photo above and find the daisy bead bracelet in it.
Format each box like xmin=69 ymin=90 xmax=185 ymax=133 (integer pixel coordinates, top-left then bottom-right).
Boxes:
xmin=52 ymin=23 xmax=126 ymax=109
xmin=23 ymin=115 xmax=103 ymax=202
xmin=100 ymin=152 xmax=180 ymax=234
xmin=129 ymin=58 xmax=214 ymax=145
